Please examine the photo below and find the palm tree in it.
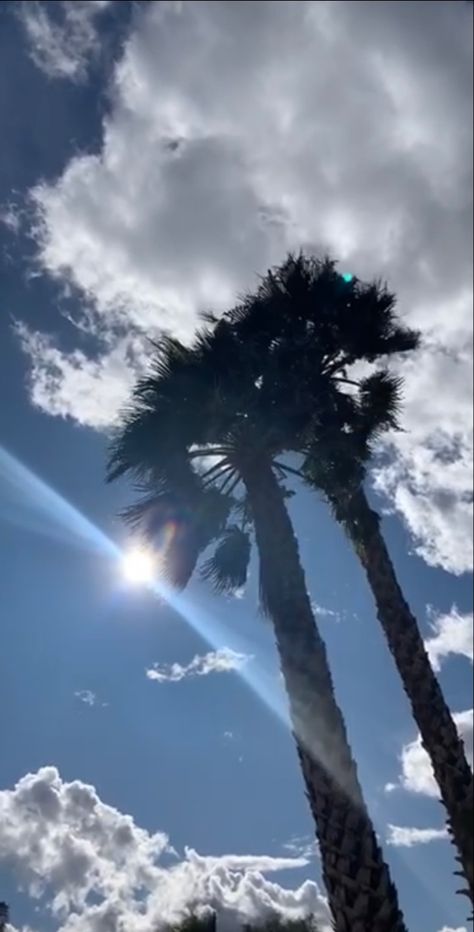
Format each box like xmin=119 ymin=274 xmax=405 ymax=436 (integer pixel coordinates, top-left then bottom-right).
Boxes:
xmin=223 ymin=253 xmax=473 ymax=903
xmin=108 ymin=325 xmax=407 ymax=929
xmin=305 ymin=451 xmax=474 ymax=905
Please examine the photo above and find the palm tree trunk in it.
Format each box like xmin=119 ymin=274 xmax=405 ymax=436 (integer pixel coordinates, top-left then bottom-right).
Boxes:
xmin=342 ymin=486 xmax=473 ymax=904
xmin=241 ymin=456 xmax=407 ymax=932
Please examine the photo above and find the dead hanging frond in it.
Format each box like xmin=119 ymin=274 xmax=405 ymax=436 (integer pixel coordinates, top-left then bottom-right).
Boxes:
xmin=200 ymin=525 xmax=251 ymax=594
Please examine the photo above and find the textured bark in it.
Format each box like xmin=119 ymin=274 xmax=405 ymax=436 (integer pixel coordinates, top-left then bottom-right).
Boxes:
xmin=342 ymin=487 xmax=474 ymax=905
xmin=241 ymin=457 xmax=407 ymax=932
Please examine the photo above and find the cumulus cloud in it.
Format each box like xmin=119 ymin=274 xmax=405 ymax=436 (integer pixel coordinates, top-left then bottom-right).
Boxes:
xmin=386 ymin=709 xmax=473 ymax=798
xmin=0 ymin=767 xmax=330 ymax=931
xmin=386 ymin=825 xmax=448 ymax=848
xmin=146 ymin=648 xmax=252 ymax=683
xmin=424 ymin=606 xmax=473 ymax=671
xmin=17 ymin=0 xmax=110 ymax=82
xmin=15 ymin=0 xmax=473 ymax=574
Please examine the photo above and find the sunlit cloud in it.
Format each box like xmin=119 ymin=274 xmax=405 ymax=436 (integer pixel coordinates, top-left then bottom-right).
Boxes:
xmin=385 ymin=709 xmax=473 ymax=798
xmin=424 ymin=606 xmax=473 ymax=671
xmin=0 ymin=766 xmax=331 ymax=929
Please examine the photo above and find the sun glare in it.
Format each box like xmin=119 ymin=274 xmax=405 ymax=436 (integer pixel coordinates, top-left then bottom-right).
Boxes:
xmin=121 ymin=546 xmax=156 ymax=586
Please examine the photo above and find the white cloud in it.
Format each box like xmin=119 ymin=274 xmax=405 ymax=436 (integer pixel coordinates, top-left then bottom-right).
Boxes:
xmin=146 ymin=648 xmax=252 ymax=683
xmin=16 ymin=0 xmax=473 ymax=574
xmin=7 ymin=926 xmax=38 ymax=932
xmin=386 ymin=824 xmax=448 ymax=848
xmin=424 ymin=606 xmax=473 ymax=671
xmin=17 ymin=0 xmax=110 ymax=82
xmin=386 ymin=709 xmax=473 ymax=798
xmin=282 ymin=835 xmax=317 ymax=861
xmin=74 ymin=690 xmax=97 ymax=707
xmin=0 ymin=767 xmax=331 ymax=931
xmin=16 ymin=325 xmax=147 ymax=430
xmin=438 ymin=927 xmax=467 ymax=932
xmin=372 ymin=341 xmax=473 ymax=575
xmin=311 ymin=603 xmax=341 ymax=623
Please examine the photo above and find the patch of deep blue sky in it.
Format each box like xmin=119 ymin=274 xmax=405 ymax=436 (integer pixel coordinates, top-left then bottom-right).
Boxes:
xmin=0 ymin=5 xmax=472 ymax=931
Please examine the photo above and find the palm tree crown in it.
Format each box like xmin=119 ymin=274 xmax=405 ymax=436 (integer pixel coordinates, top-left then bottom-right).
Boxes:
xmin=108 ymin=254 xmax=414 ymax=595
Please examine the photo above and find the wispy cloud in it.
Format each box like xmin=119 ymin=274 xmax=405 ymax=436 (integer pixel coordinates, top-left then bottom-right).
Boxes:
xmin=424 ymin=606 xmax=473 ymax=671
xmin=146 ymin=648 xmax=252 ymax=684
xmin=386 ymin=824 xmax=449 ymax=848
xmin=74 ymin=689 xmax=97 ymax=707
xmin=311 ymin=602 xmax=342 ymax=623
xmin=17 ymin=0 xmax=110 ymax=82
xmin=74 ymin=689 xmax=108 ymax=709
xmin=282 ymin=834 xmax=317 ymax=860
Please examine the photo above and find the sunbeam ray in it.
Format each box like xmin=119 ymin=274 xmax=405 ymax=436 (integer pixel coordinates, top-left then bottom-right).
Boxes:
xmin=0 ymin=445 xmax=118 ymax=559
xmin=0 ymin=444 xmax=286 ymax=726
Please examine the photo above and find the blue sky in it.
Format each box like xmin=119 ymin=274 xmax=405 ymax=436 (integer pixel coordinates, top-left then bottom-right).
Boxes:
xmin=0 ymin=2 xmax=472 ymax=931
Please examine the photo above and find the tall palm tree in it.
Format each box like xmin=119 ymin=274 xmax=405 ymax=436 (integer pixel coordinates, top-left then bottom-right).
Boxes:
xmin=223 ymin=254 xmax=473 ymax=903
xmin=304 ymin=439 xmax=474 ymax=905
xmin=108 ymin=325 xmax=407 ymax=930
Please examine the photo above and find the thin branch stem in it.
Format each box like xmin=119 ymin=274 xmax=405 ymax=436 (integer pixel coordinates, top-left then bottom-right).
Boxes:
xmin=334 ymin=377 xmax=360 ymax=388
xmin=188 ymin=447 xmax=229 ymax=459
xmin=199 ymin=457 xmax=230 ymax=482
xmin=325 ymin=354 xmax=352 ymax=377
xmin=218 ymin=469 xmax=239 ymax=494
xmin=203 ymin=463 xmax=234 ymax=489
xmin=274 ymin=461 xmax=305 ymax=480
xmin=224 ymin=474 xmax=241 ymax=498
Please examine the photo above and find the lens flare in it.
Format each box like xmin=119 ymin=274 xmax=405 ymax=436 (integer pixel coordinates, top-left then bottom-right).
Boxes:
xmin=121 ymin=546 xmax=157 ymax=585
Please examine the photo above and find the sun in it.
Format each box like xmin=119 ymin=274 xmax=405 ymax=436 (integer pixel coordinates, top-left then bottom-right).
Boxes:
xmin=121 ymin=546 xmax=156 ymax=586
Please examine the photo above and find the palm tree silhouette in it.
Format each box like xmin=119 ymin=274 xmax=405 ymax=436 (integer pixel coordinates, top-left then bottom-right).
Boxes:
xmin=222 ymin=253 xmax=473 ymax=903
xmin=108 ymin=267 xmax=407 ymax=930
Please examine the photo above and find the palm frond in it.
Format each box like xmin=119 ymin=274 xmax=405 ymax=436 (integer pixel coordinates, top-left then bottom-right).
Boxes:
xmin=358 ymin=370 xmax=404 ymax=437
xmin=122 ymin=483 xmax=233 ymax=589
xmin=200 ymin=525 xmax=251 ymax=594
xmin=141 ymin=334 xmax=193 ymax=390
xmin=303 ymin=430 xmax=367 ymax=503
xmin=223 ymin=252 xmax=418 ymax=388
